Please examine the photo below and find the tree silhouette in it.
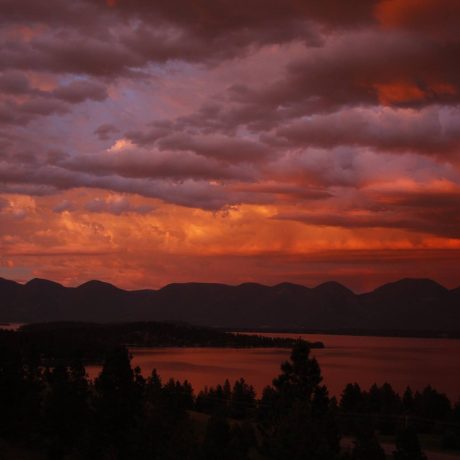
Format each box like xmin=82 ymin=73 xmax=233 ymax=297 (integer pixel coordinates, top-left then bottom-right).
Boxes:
xmin=89 ymin=347 xmax=143 ymax=459
xmin=340 ymin=383 xmax=365 ymax=413
xmin=43 ymin=361 xmax=89 ymax=460
xmin=230 ymin=378 xmax=256 ymax=419
xmin=393 ymin=427 xmax=427 ymax=460
xmin=202 ymin=415 xmax=255 ymax=460
xmin=260 ymin=339 xmax=341 ymax=460
xmin=350 ymin=425 xmax=386 ymax=460
xmin=402 ymin=387 xmax=415 ymax=413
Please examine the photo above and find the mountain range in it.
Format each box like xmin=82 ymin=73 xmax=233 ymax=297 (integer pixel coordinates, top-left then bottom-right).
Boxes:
xmin=1 ymin=277 xmax=459 ymax=332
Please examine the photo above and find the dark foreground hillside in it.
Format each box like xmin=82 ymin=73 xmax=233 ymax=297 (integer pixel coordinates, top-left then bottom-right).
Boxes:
xmin=1 ymin=277 xmax=459 ymax=332
xmin=0 ymin=340 xmax=458 ymax=460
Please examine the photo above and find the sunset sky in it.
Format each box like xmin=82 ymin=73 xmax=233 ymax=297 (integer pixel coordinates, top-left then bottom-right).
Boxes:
xmin=1 ymin=0 xmax=460 ymax=291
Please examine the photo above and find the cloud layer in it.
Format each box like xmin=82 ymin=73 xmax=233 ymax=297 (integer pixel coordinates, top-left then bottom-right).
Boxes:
xmin=0 ymin=0 xmax=459 ymax=289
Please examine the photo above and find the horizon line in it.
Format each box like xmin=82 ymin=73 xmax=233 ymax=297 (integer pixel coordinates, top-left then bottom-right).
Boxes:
xmin=1 ymin=275 xmax=458 ymax=296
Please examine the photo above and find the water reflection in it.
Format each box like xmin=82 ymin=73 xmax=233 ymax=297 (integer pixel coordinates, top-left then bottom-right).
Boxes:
xmin=88 ymin=333 xmax=460 ymax=401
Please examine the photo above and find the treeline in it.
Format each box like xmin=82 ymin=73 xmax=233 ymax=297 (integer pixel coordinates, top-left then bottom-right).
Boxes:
xmin=0 ymin=321 xmax=322 ymax=365
xmin=192 ymin=380 xmax=460 ymax=435
xmin=233 ymin=327 xmax=460 ymax=339
xmin=339 ymin=382 xmax=459 ymax=436
xmin=1 ymin=340 xmax=459 ymax=459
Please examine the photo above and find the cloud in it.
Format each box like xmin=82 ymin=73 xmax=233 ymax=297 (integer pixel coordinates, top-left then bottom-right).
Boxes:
xmin=375 ymin=0 xmax=460 ymax=39
xmin=1 ymin=0 xmax=460 ymax=289
xmin=0 ymin=0 xmax=384 ymax=81
xmin=19 ymin=97 xmax=69 ymax=116
xmin=0 ymin=155 xmax=259 ymax=210
xmin=84 ymin=195 xmax=154 ymax=215
xmin=52 ymin=199 xmax=75 ymax=213
xmin=52 ymin=79 xmax=108 ymax=103
xmin=94 ymin=123 xmax=120 ymax=140
xmin=0 ymin=74 xmax=109 ymax=126
xmin=275 ymin=188 xmax=460 ymax=239
xmin=59 ymin=147 xmax=257 ymax=182
xmin=0 ymin=196 xmax=9 ymax=210
xmin=0 ymin=98 xmax=69 ymax=125
xmin=233 ymin=182 xmax=333 ymax=202
xmin=107 ymin=138 xmax=135 ymax=153
xmin=0 ymin=70 xmax=31 ymax=94
xmin=212 ymin=29 xmax=460 ymax=136
xmin=156 ymin=133 xmax=272 ymax=164
xmin=271 ymin=106 xmax=460 ymax=157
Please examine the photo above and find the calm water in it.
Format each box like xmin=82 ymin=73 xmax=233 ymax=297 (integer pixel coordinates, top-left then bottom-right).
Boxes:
xmin=88 ymin=333 xmax=460 ymax=401
xmin=0 ymin=322 xmax=23 ymax=331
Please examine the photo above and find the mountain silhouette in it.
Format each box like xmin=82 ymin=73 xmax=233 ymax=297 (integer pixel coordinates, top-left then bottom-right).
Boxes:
xmin=0 ymin=277 xmax=459 ymax=331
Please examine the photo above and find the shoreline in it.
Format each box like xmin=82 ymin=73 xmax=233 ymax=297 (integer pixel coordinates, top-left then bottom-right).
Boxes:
xmin=229 ymin=328 xmax=460 ymax=340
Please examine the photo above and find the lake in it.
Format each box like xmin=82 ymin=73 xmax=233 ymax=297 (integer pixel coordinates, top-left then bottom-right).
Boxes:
xmin=88 ymin=333 xmax=460 ymax=402
xmin=0 ymin=322 xmax=23 ymax=331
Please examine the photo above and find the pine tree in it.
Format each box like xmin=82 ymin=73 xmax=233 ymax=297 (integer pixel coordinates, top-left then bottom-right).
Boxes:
xmin=393 ymin=427 xmax=427 ymax=460
xmin=260 ymin=340 xmax=341 ymax=460
xmin=351 ymin=426 xmax=386 ymax=460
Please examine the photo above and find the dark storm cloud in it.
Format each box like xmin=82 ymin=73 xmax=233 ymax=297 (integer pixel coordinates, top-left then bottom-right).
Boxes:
xmin=0 ymin=70 xmax=30 ymax=94
xmin=271 ymin=107 xmax=460 ymax=156
xmin=0 ymin=0 xmax=380 ymax=79
xmin=1 ymin=0 xmax=458 ymax=94
xmin=94 ymin=124 xmax=120 ymax=141
xmin=233 ymin=182 xmax=333 ymax=202
xmin=0 ymin=98 xmax=69 ymax=125
xmin=0 ymin=155 xmax=263 ymax=210
xmin=52 ymin=80 xmax=108 ymax=103
xmin=0 ymin=73 xmax=109 ymax=126
xmin=1 ymin=0 xmax=379 ymax=32
xmin=58 ymin=149 xmax=257 ymax=182
xmin=275 ymin=189 xmax=460 ymax=239
xmin=126 ymin=123 xmax=274 ymax=163
xmin=156 ymin=133 xmax=272 ymax=164
xmin=97 ymin=0 xmax=377 ymax=28
xmin=126 ymin=124 xmax=173 ymax=146
xmin=0 ymin=0 xmax=103 ymax=27
xmin=220 ymin=31 xmax=460 ymax=130
xmin=384 ymin=190 xmax=460 ymax=209
xmin=0 ymin=0 xmax=460 ymax=227
xmin=0 ymin=36 xmax=141 ymax=77
xmin=20 ymin=98 xmax=69 ymax=116
xmin=0 ymin=1 xmax=318 ymax=77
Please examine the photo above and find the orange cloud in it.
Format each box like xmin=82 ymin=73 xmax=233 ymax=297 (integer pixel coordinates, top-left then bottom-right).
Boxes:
xmin=374 ymin=81 xmax=457 ymax=105
xmin=374 ymin=82 xmax=425 ymax=105
xmin=375 ymin=0 xmax=460 ymax=38
xmin=430 ymin=82 xmax=457 ymax=96
xmin=1 ymin=187 xmax=460 ymax=291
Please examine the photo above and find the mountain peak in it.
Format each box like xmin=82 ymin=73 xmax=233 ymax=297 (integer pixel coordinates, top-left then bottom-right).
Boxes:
xmin=273 ymin=282 xmax=305 ymax=289
xmin=77 ymin=280 xmax=121 ymax=291
xmin=237 ymin=282 xmax=267 ymax=289
xmin=372 ymin=278 xmax=448 ymax=296
xmin=314 ymin=281 xmax=354 ymax=295
xmin=25 ymin=278 xmax=64 ymax=289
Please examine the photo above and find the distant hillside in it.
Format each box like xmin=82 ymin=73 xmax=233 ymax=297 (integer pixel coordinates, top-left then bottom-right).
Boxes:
xmin=0 ymin=322 xmax=318 ymax=365
xmin=0 ymin=277 xmax=459 ymax=332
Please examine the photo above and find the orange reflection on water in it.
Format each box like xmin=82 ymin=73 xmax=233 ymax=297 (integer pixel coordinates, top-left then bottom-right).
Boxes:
xmin=86 ymin=334 xmax=460 ymax=401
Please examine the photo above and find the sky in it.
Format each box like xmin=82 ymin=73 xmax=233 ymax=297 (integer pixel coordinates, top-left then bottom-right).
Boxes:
xmin=1 ymin=0 xmax=460 ymax=292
